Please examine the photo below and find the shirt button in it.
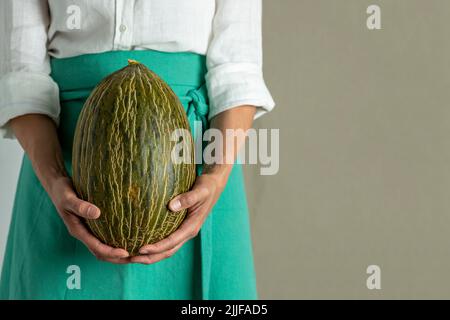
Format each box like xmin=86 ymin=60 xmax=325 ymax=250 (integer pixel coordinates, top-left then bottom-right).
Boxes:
xmin=119 ymin=24 xmax=127 ymax=33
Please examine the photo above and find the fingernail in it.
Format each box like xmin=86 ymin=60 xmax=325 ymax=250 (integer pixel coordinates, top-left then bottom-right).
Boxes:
xmin=139 ymin=247 xmax=152 ymax=255
xmin=86 ymin=206 xmax=93 ymax=217
xmin=119 ymin=252 xmax=130 ymax=258
xmin=170 ymin=199 xmax=181 ymax=211
xmin=87 ymin=206 xmax=98 ymax=219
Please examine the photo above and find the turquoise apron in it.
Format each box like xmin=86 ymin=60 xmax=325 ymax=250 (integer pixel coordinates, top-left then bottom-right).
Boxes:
xmin=0 ymin=50 xmax=257 ymax=300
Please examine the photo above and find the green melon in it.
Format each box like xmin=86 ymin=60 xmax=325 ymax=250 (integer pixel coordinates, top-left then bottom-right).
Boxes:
xmin=72 ymin=60 xmax=196 ymax=256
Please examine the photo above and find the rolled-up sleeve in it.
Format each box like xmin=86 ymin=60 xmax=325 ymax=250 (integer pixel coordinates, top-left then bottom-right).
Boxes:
xmin=0 ymin=0 xmax=60 ymax=139
xmin=205 ymin=0 xmax=275 ymax=120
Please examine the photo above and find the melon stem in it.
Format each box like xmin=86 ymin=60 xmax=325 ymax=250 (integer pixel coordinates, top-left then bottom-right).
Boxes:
xmin=128 ymin=59 xmax=140 ymax=65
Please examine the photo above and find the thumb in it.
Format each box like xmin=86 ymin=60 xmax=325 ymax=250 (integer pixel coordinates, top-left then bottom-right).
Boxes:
xmin=66 ymin=196 xmax=101 ymax=219
xmin=169 ymin=190 xmax=202 ymax=212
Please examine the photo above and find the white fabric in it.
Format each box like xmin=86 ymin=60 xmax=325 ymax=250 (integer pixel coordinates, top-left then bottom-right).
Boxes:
xmin=0 ymin=0 xmax=275 ymax=138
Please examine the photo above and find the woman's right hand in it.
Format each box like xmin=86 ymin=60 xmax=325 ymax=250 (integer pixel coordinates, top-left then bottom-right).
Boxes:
xmin=9 ymin=114 xmax=130 ymax=264
xmin=49 ymin=175 xmax=131 ymax=263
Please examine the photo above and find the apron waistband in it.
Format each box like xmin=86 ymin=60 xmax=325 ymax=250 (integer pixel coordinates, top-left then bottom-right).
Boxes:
xmin=50 ymin=50 xmax=208 ymax=94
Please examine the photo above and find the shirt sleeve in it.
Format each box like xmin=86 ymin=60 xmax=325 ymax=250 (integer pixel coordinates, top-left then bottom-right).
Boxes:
xmin=205 ymin=0 xmax=275 ymax=120
xmin=0 ymin=0 xmax=60 ymax=139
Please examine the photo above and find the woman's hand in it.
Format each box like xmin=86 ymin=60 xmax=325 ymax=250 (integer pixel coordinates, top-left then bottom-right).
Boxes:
xmin=131 ymin=170 xmax=227 ymax=264
xmin=49 ymin=176 xmax=130 ymax=263
xmin=133 ymin=105 xmax=257 ymax=264
xmin=10 ymin=114 xmax=130 ymax=264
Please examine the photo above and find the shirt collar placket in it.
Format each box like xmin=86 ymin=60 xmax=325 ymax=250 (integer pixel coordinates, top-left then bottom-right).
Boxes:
xmin=113 ymin=0 xmax=134 ymax=50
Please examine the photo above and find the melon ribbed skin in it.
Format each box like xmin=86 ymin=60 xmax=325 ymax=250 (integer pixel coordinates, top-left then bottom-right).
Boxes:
xmin=72 ymin=60 xmax=196 ymax=256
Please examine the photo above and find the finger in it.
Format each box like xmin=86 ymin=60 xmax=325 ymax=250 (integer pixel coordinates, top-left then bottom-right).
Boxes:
xmin=131 ymin=242 xmax=184 ymax=265
xmin=65 ymin=196 xmax=100 ymax=219
xmin=139 ymin=215 xmax=198 ymax=254
xmin=65 ymin=215 xmax=129 ymax=259
xmin=169 ymin=187 xmax=208 ymax=212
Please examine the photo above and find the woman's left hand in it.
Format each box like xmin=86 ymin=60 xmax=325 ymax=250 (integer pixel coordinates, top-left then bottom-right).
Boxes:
xmin=131 ymin=171 xmax=227 ymax=264
xmin=132 ymin=105 xmax=256 ymax=264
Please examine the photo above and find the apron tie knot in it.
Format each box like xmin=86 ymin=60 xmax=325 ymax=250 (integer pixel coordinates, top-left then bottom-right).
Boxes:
xmin=186 ymin=83 xmax=209 ymax=130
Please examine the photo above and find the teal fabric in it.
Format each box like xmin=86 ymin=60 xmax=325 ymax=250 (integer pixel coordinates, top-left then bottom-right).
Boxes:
xmin=0 ymin=50 xmax=257 ymax=300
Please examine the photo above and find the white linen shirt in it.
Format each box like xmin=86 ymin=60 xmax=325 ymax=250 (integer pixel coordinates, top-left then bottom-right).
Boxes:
xmin=0 ymin=0 xmax=275 ymax=138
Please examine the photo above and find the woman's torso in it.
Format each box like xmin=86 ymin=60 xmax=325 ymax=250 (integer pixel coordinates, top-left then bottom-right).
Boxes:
xmin=47 ymin=0 xmax=216 ymax=58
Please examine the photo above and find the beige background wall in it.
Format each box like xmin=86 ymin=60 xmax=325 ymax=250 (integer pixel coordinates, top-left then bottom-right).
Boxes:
xmin=246 ymin=0 xmax=450 ymax=299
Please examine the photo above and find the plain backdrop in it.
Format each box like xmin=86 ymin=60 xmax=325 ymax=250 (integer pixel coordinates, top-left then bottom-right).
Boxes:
xmin=2 ymin=0 xmax=450 ymax=299
xmin=0 ymin=141 xmax=21 ymax=272
xmin=0 ymin=0 xmax=23 ymax=273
